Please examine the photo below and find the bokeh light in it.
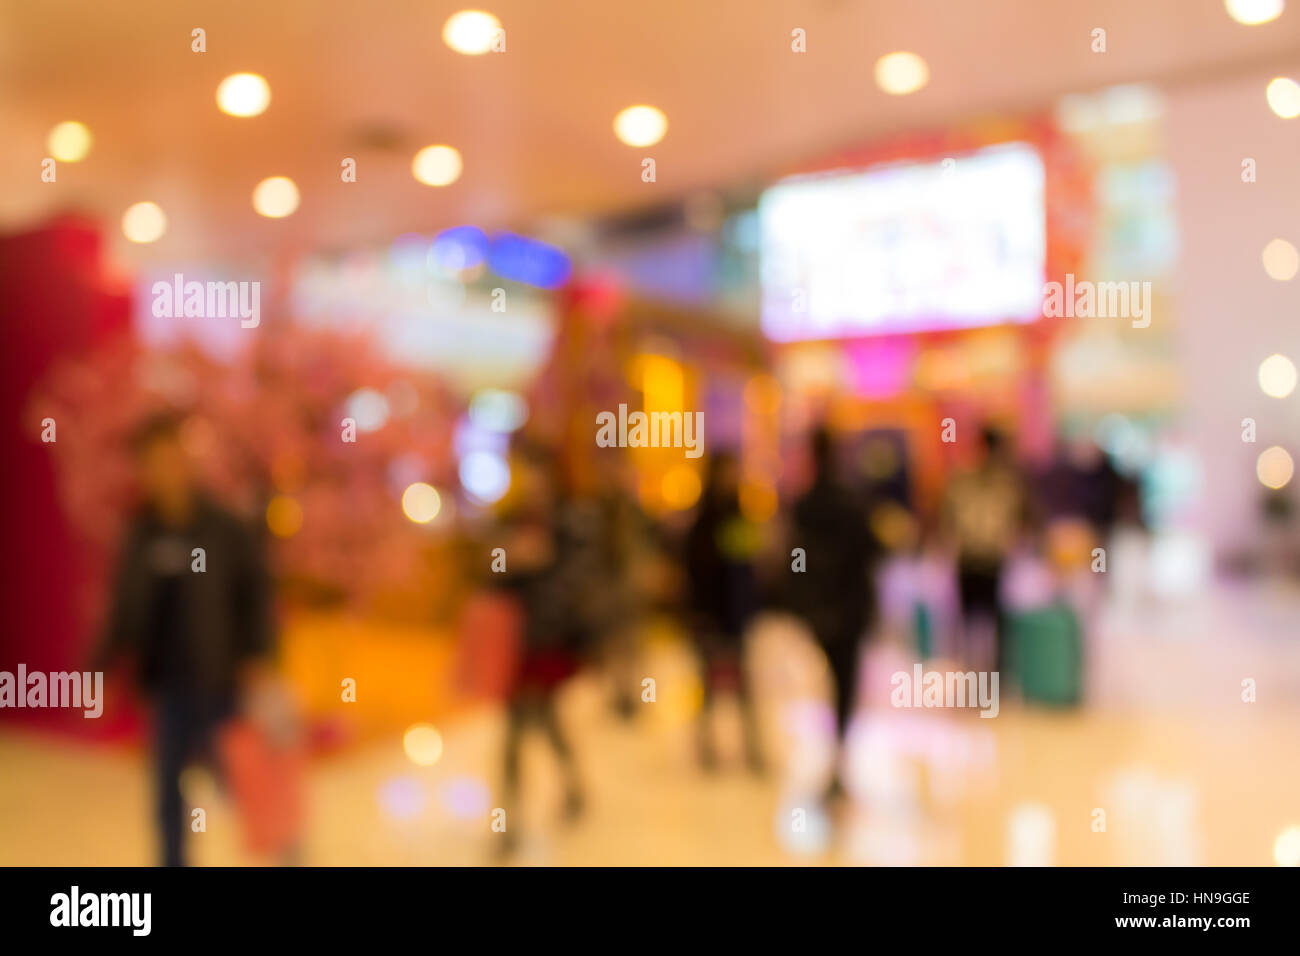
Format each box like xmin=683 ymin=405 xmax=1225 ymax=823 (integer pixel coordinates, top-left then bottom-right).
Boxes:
xmin=121 ymin=201 xmax=167 ymax=243
xmin=377 ymin=777 xmax=427 ymax=820
xmin=875 ymin=52 xmax=929 ymax=95
xmin=412 ymin=145 xmax=463 ymax=186
xmin=216 ymin=72 xmax=271 ymax=117
xmin=1274 ymin=824 xmax=1300 ymax=866
xmin=661 ymin=465 xmax=702 ymax=510
xmin=345 ymin=387 xmax=391 ymax=432
xmin=459 ymin=450 xmax=511 ymax=503
xmin=1265 ymin=76 xmax=1300 ymax=118
xmin=1258 ymin=353 xmax=1297 ymax=398
xmin=468 ymin=388 xmax=528 ymax=432
xmin=46 ymin=121 xmax=92 ymax=162
xmin=1257 ymin=446 xmax=1294 ymax=490
xmin=1261 ymin=238 xmax=1298 ymax=280
xmin=401 ymin=482 xmax=442 ymax=523
xmin=252 ymin=176 xmax=300 ymax=218
xmin=613 ymin=105 xmax=668 ymax=147
xmin=402 ymin=723 xmax=444 ymax=766
xmin=1225 ymin=0 xmax=1285 ymax=25
xmin=265 ymin=495 xmax=303 ymax=538
xmin=442 ymin=10 xmax=501 ymax=55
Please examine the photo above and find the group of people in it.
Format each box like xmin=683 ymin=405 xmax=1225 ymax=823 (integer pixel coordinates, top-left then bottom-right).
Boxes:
xmin=97 ymin=410 xmax=1130 ymax=864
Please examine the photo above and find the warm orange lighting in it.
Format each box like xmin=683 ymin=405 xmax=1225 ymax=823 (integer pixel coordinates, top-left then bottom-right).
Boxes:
xmin=266 ymin=495 xmax=303 ymax=538
xmin=47 ymin=121 xmax=92 ymax=162
xmin=252 ymin=177 xmax=300 ymax=218
xmin=875 ymin=52 xmax=929 ymax=95
xmin=121 ymin=202 xmax=167 ymax=243
xmin=402 ymin=482 xmax=442 ymax=523
xmin=613 ymin=105 xmax=668 ymax=147
xmin=403 ymin=724 xmax=444 ymax=766
xmin=412 ymin=145 xmax=463 ymax=186
xmin=661 ymin=466 xmax=702 ymax=510
xmin=216 ymin=73 xmax=271 ymax=117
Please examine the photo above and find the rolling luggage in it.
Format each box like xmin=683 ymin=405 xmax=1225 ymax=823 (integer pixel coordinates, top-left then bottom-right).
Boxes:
xmin=1008 ymin=602 xmax=1082 ymax=706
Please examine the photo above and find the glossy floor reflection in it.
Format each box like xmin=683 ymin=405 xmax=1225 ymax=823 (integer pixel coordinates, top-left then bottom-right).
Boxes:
xmin=2 ymin=582 xmax=1298 ymax=866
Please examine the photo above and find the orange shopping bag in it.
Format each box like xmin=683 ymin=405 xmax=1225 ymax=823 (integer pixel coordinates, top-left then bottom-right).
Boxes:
xmin=217 ymin=684 xmax=306 ymax=858
xmin=454 ymin=589 xmax=523 ymax=703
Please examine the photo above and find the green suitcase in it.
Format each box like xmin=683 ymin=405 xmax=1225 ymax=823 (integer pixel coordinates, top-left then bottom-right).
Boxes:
xmin=1008 ymin=603 xmax=1082 ymax=706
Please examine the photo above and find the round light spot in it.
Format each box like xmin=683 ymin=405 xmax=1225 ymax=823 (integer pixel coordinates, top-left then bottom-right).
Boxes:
xmin=1257 ymin=446 xmax=1294 ymax=490
xmin=459 ymin=450 xmax=511 ymax=503
xmin=1266 ymin=76 xmax=1300 ymax=118
xmin=1274 ymin=824 xmax=1300 ymax=866
xmin=875 ymin=51 xmax=929 ymax=95
xmin=47 ymin=121 xmax=92 ymax=162
xmin=661 ymin=465 xmax=701 ymax=510
xmin=266 ymin=495 xmax=303 ymax=538
xmin=1225 ymin=0 xmax=1285 ymax=25
xmin=345 ymin=388 xmax=390 ymax=432
xmin=252 ymin=176 xmax=299 ymax=218
xmin=121 ymin=201 xmax=167 ymax=243
xmin=403 ymin=723 xmax=444 ymax=766
xmin=468 ymin=388 xmax=528 ymax=432
xmin=401 ymin=482 xmax=442 ymax=523
xmin=613 ymin=105 xmax=668 ymax=147
xmin=442 ymin=10 xmax=501 ymax=55
xmin=378 ymin=776 xmax=427 ymax=820
xmin=412 ymin=145 xmax=463 ymax=186
xmin=1258 ymin=354 xmax=1297 ymax=398
xmin=216 ymin=73 xmax=271 ymax=117
xmin=1262 ymin=238 xmax=1299 ymax=280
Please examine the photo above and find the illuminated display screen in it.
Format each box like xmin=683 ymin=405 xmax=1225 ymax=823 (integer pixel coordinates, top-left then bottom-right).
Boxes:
xmin=759 ymin=142 xmax=1046 ymax=341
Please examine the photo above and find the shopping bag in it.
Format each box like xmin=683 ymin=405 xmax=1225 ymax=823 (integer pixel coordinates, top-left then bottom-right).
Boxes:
xmin=217 ymin=687 xmax=306 ymax=857
xmin=454 ymin=589 xmax=523 ymax=702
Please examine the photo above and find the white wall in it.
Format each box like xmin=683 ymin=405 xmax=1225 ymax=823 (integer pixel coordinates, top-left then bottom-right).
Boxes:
xmin=1163 ymin=64 xmax=1300 ymax=556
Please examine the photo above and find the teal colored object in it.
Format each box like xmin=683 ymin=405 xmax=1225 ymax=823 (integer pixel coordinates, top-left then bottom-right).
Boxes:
xmin=913 ymin=602 xmax=933 ymax=660
xmin=1009 ymin=603 xmax=1082 ymax=706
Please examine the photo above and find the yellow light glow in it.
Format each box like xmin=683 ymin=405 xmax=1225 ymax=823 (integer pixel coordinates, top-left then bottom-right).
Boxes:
xmin=121 ymin=202 xmax=167 ymax=244
xmin=613 ymin=105 xmax=668 ymax=147
xmin=1225 ymin=0 xmax=1285 ymax=24
xmin=442 ymin=10 xmax=501 ymax=55
xmin=1262 ymin=238 xmax=1298 ymax=280
xmin=1266 ymin=76 xmax=1300 ymax=118
xmin=661 ymin=466 xmax=702 ymax=510
xmin=412 ymin=145 xmax=463 ymax=186
xmin=874 ymin=51 xmax=929 ymax=95
xmin=266 ymin=495 xmax=303 ymax=538
xmin=1258 ymin=354 xmax=1297 ymax=398
xmin=1257 ymin=446 xmax=1294 ymax=490
xmin=402 ymin=482 xmax=442 ymax=523
xmin=216 ymin=73 xmax=271 ymax=117
xmin=252 ymin=177 xmax=300 ymax=218
xmin=740 ymin=481 xmax=778 ymax=523
xmin=1274 ymin=825 xmax=1300 ymax=866
xmin=47 ymin=121 xmax=92 ymax=162
xmin=403 ymin=723 xmax=444 ymax=766
xmin=640 ymin=354 xmax=685 ymax=411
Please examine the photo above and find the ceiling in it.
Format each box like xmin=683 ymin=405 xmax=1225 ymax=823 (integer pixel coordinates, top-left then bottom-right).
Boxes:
xmin=1 ymin=0 xmax=1297 ymax=266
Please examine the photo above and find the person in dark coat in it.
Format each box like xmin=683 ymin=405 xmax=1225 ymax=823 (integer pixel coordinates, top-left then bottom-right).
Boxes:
xmin=684 ymin=451 xmax=764 ymax=774
xmin=493 ymin=448 xmax=588 ymax=858
xmin=94 ymin=413 xmax=274 ymax=866
xmin=788 ymin=427 xmax=877 ymax=800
